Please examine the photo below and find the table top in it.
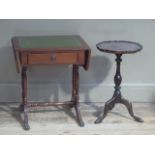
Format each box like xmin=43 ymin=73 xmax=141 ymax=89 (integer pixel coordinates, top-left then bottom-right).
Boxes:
xmin=96 ymin=40 xmax=143 ymax=54
xmin=12 ymin=35 xmax=91 ymax=72
xmin=12 ymin=35 xmax=90 ymax=52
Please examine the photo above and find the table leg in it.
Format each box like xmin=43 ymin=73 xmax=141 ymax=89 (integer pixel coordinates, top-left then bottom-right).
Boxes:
xmin=72 ymin=65 xmax=84 ymax=127
xmin=21 ymin=67 xmax=30 ymax=130
xmin=95 ymin=97 xmax=116 ymax=124
xmin=120 ymin=98 xmax=144 ymax=122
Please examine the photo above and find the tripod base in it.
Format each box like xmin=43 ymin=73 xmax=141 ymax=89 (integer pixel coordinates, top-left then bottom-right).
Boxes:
xmin=95 ymin=96 xmax=144 ymax=124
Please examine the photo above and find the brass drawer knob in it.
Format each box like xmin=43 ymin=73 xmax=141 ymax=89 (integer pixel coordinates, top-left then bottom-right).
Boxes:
xmin=51 ymin=53 xmax=56 ymax=61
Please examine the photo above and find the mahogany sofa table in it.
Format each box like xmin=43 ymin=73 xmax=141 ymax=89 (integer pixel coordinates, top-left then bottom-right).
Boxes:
xmin=12 ymin=35 xmax=91 ymax=130
xmin=95 ymin=40 xmax=144 ymax=124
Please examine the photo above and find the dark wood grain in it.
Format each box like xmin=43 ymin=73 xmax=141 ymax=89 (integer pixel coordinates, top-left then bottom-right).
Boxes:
xmin=12 ymin=35 xmax=91 ymax=71
xmin=21 ymin=67 xmax=30 ymax=130
xmin=96 ymin=40 xmax=142 ymax=54
xmin=95 ymin=41 xmax=143 ymax=124
xmin=72 ymin=65 xmax=84 ymax=127
xmin=12 ymin=35 xmax=91 ymax=130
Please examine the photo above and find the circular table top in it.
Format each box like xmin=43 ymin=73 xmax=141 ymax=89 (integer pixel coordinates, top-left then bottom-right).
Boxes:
xmin=96 ymin=40 xmax=143 ymax=54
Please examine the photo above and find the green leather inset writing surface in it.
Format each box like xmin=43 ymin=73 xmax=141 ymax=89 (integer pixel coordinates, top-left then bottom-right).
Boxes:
xmin=19 ymin=36 xmax=83 ymax=49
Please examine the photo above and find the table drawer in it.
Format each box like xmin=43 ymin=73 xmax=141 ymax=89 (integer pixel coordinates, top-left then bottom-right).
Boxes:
xmin=28 ymin=52 xmax=85 ymax=65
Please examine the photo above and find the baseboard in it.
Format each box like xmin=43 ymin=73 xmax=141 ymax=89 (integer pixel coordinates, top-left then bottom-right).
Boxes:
xmin=0 ymin=83 xmax=155 ymax=102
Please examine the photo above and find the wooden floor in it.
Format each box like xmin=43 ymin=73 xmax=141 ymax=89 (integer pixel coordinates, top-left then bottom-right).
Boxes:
xmin=0 ymin=102 xmax=155 ymax=134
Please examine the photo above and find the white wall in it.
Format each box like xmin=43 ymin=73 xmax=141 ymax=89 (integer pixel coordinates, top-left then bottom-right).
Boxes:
xmin=0 ymin=19 xmax=155 ymax=102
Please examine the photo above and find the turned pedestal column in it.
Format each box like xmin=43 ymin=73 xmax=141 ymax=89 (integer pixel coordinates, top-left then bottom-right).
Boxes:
xmin=94 ymin=40 xmax=144 ymax=124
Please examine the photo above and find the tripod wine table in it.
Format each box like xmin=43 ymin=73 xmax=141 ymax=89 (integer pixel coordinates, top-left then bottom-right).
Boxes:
xmin=12 ymin=35 xmax=91 ymax=130
xmin=95 ymin=40 xmax=144 ymax=124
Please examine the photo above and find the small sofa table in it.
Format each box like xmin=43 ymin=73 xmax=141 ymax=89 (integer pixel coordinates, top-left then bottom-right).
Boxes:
xmin=12 ymin=35 xmax=91 ymax=130
xmin=95 ymin=40 xmax=144 ymax=124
